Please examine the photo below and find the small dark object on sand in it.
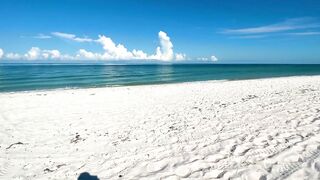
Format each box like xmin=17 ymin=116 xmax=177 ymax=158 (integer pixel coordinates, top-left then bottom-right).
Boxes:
xmin=6 ymin=142 xmax=24 ymax=150
xmin=78 ymin=172 xmax=99 ymax=180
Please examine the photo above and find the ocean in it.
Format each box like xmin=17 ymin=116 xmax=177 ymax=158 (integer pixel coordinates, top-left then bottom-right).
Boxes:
xmin=0 ymin=64 xmax=320 ymax=92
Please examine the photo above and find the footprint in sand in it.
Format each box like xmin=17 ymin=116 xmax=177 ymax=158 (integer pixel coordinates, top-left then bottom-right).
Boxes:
xmin=233 ymin=144 xmax=252 ymax=156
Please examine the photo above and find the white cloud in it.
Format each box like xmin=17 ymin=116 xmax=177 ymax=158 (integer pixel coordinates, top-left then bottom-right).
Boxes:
xmin=3 ymin=47 xmax=62 ymax=60
xmin=0 ymin=48 xmax=3 ymax=59
xmin=223 ymin=17 xmax=320 ymax=34
xmin=6 ymin=53 xmax=21 ymax=60
xmin=196 ymin=55 xmax=218 ymax=62
xmin=5 ymin=31 xmax=197 ymax=61
xmin=197 ymin=57 xmax=208 ymax=61
xmin=52 ymin=32 xmax=93 ymax=42
xmin=97 ymin=35 xmax=135 ymax=60
xmin=34 ymin=34 xmax=52 ymax=39
xmin=230 ymin=35 xmax=268 ymax=39
xmin=76 ymin=31 xmax=185 ymax=61
xmin=149 ymin=31 xmax=174 ymax=61
xmin=175 ymin=53 xmax=186 ymax=61
xmin=211 ymin=55 xmax=218 ymax=61
xmin=76 ymin=49 xmax=100 ymax=60
xmin=159 ymin=31 xmax=173 ymax=59
xmin=132 ymin=49 xmax=148 ymax=59
xmin=287 ymin=31 xmax=320 ymax=36
xmin=42 ymin=50 xmax=61 ymax=59
xmin=25 ymin=47 xmax=41 ymax=60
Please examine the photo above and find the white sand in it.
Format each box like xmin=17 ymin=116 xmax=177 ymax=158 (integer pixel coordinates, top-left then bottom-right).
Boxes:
xmin=1 ymin=76 xmax=320 ymax=180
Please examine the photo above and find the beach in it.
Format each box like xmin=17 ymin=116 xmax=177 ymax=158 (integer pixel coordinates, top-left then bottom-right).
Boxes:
xmin=1 ymin=76 xmax=320 ymax=179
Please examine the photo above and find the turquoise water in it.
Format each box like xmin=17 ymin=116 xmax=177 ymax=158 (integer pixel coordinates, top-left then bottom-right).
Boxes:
xmin=0 ymin=64 xmax=320 ymax=92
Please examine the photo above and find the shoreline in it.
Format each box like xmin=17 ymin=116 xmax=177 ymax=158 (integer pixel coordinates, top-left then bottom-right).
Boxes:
xmin=1 ymin=74 xmax=320 ymax=95
xmin=1 ymin=75 xmax=320 ymax=179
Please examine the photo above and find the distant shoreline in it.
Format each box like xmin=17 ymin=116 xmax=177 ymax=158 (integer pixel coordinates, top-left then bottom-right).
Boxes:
xmin=1 ymin=74 xmax=320 ymax=94
xmin=1 ymin=62 xmax=320 ymax=65
xmin=1 ymin=64 xmax=320 ymax=92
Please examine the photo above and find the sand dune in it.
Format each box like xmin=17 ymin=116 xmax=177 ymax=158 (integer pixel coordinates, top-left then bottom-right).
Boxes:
xmin=1 ymin=76 xmax=320 ymax=179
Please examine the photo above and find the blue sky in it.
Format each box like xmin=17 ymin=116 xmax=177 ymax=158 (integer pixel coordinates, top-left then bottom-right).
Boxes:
xmin=0 ymin=0 xmax=320 ymax=63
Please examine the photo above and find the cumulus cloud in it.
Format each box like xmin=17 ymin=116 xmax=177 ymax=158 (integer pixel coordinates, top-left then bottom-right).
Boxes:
xmin=76 ymin=49 xmax=100 ymax=60
xmin=24 ymin=47 xmax=41 ymax=60
xmin=175 ymin=53 xmax=186 ymax=61
xmin=158 ymin=31 xmax=174 ymax=60
xmin=149 ymin=31 xmax=174 ymax=61
xmin=132 ymin=49 xmax=148 ymax=59
xmin=52 ymin=32 xmax=93 ymax=42
xmin=211 ymin=55 xmax=218 ymax=61
xmin=4 ymin=31 xmax=219 ymax=62
xmin=197 ymin=57 xmax=208 ymax=61
xmin=42 ymin=50 xmax=61 ymax=59
xmin=3 ymin=47 xmax=63 ymax=60
xmin=97 ymin=35 xmax=135 ymax=60
xmin=76 ymin=31 xmax=185 ymax=61
xmin=0 ymin=48 xmax=3 ymax=59
xmin=6 ymin=53 xmax=21 ymax=60
xmin=197 ymin=55 xmax=218 ymax=62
